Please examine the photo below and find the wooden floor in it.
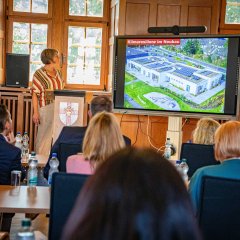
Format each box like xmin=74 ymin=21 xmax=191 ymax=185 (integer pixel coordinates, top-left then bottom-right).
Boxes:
xmin=10 ymin=213 xmax=48 ymax=239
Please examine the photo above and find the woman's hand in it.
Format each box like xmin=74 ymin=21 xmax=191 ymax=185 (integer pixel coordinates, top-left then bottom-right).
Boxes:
xmin=33 ymin=112 xmax=40 ymax=125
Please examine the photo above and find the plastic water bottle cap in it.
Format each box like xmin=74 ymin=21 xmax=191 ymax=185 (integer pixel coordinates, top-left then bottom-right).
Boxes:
xmin=21 ymin=218 xmax=31 ymax=227
xmin=176 ymin=160 xmax=181 ymax=164
xmin=52 ymin=153 xmax=57 ymax=157
xmin=24 ymin=132 xmax=28 ymax=134
xmin=17 ymin=132 xmax=21 ymax=134
xmin=31 ymin=151 xmax=36 ymax=156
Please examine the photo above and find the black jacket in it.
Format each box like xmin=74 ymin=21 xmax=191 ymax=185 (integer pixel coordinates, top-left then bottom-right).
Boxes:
xmin=0 ymin=134 xmax=24 ymax=185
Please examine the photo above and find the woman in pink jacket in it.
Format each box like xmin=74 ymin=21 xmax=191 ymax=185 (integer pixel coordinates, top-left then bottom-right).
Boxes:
xmin=66 ymin=111 xmax=126 ymax=174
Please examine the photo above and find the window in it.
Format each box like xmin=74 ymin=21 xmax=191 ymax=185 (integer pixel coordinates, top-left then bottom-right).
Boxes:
xmin=64 ymin=0 xmax=109 ymax=89
xmin=7 ymin=0 xmax=51 ymax=81
xmin=12 ymin=22 xmax=48 ymax=79
xmin=67 ymin=26 xmax=102 ymax=85
xmin=7 ymin=0 xmax=109 ymax=89
xmin=13 ymin=0 xmax=48 ymax=14
xmin=69 ymin=0 xmax=103 ymax=17
xmin=7 ymin=17 xmax=51 ymax=81
xmin=225 ymin=0 xmax=240 ymax=24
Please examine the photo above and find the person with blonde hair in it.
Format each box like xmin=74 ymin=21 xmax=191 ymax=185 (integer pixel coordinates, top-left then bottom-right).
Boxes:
xmin=43 ymin=95 xmax=131 ymax=178
xmin=32 ymin=48 xmax=64 ymax=155
xmin=66 ymin=111 xmax=126 ymax=174
xmin=192 ymin=117 xmax=220 ymax=145
xmin=189 ymin=121 xmax=240 ymax=214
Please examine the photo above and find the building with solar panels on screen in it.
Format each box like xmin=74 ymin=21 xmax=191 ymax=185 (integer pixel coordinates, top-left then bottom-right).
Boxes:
xmin=126 ymin=54 xmax=223 ymax=97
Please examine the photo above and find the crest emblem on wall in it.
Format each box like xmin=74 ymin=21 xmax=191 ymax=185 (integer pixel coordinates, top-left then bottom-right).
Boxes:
xmin=59 ymin=102 xmax=79 ymax=126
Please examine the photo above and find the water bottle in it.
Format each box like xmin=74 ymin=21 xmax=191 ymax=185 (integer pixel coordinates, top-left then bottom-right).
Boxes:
xmin=22 ymin=132 xmax=29 ymax=162
xmin=27 ymin=152 xmax=38 ymax=187
xmin=28 ymin=152 xmax=35 ymax=163
xmin=164 ymin=138 xmax=172 ymax=160
xmin=48 ymin=153 xmax=59 ymax=185
xmin=179 ymin=158 xmax=189 ymax=182
xmin=175 ymin=160 xmax=182 ymax=174
xmin=15 ymin=132 xmax=22 ymax=150
xmin=16 ymin=218 xmax=35 ymax=240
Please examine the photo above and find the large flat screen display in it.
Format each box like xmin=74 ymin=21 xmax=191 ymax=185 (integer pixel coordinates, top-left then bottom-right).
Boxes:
xmin=113 ymin=35 xmax=240 ymax=117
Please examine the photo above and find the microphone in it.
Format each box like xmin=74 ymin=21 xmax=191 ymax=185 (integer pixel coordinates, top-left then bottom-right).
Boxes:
xmin=148 ymin=25 xmax=207 ymax=35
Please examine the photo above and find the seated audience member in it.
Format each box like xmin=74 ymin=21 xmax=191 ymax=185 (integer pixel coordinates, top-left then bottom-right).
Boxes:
xmin=189 ymin=121 xmax=240 ymax=214
xmin=62 ymin=148 xmax=201 ymax=240
xmin=192 ymin=118 xmax=220 ymax=145
xmin=0 ymin=104 xmax=25 ymax=232
xmin=44 ymin=95 xmax=131 ymax=178
xmin=67 ymin=112 xmax=126 ymax=174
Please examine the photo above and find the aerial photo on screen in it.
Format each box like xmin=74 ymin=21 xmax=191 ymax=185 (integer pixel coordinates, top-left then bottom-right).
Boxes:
xmin=124 ymin=38 xmax=228 ymax=113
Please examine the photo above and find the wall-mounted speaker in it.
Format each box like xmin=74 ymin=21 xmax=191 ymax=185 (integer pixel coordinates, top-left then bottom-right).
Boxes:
xmin=6 ymin=53 xmax=30 ymax=88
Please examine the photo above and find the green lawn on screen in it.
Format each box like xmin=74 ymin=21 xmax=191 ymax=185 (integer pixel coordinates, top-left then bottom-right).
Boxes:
xmin=124 ymin=80 xmax=224 ymax=113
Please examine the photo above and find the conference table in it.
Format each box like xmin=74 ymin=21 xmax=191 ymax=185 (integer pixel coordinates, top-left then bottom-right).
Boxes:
xmin=0 ymin=185 xmax=50 ymax=214
xmin=21 ymin=154 xmax=48 ymax=168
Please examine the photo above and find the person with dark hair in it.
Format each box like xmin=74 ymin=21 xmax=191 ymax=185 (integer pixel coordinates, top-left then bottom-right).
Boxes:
xmin=89 ymin=95 xmax=112 ymax=116
xmin=31 ymin=48 xmax=64 ymax=155
xmin=62 ymin=147 xmax=201 ymax=240
xmin=43 ymin=95 xmax=131 ymax=178
xmin=0 ymin=104 xmax=25 ymax=232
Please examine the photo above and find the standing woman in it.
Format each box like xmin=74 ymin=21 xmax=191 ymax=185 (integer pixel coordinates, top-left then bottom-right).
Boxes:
xmin=31 ymin=49 xmax=64 ymax=155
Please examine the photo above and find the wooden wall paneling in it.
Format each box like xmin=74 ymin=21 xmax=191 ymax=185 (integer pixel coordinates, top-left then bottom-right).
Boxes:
xmin=187 ymin=6 xmax=212 ymax=34
xmin=52 ymin=0 xmax=64 ymax=60
xmin=116 ymin=113 xmax=169 ymax=149
xmin=187 ymin=0 xmax=221 ymax=34
xmin=220 ymin=29 xmax=240 ymax=34
xmin=157 ymin=4 xmax=181 ymax=27
xmin=108 ymin=1 xmax=117 ymax=90
xmin=149 ymin=116 xmax=168 ymax=149
xmin=12 ymin=98 xmax=17 ymax=132
xmin=182 ymin=118 xmax=198 ymax=143
xmin=110 ymin=1 xmax=116 ymax=37
xmin=118 ymin=0 xmax=126 ymax=35
xmin=16 ymin=93 xmax=24 ymax=134
xmin=0 ymin=92 xmax=18 ymax=133
xmin=125 ymin=2 xmax=151 ymax=34
xmin=0 ymin=88 xmax=37 ymax=151
xmin=211 ymin=0 xmax=221 ymax=34
xmin=0 ymin=0 xmax=5 ymax=85
xmin=108 ymin=38 xmax=114 ymax=90
xmin=23 ymin=96 xmax=36 ymax=152
xmin=24 ymin=98 xmax=30 ymax=133
xmin=123 ymin=117 xmax=144 ymax=146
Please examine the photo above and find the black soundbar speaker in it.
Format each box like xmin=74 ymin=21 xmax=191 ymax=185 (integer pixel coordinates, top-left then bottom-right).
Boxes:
xmin=6 ymin=53 xmax=30 ymax=88
xmin=148 ymin=25 xmax=207 ymax=35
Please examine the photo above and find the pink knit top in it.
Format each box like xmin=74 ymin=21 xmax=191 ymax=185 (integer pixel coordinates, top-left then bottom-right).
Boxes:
xmin=66 ymin=154 xmax=93 ymax=175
